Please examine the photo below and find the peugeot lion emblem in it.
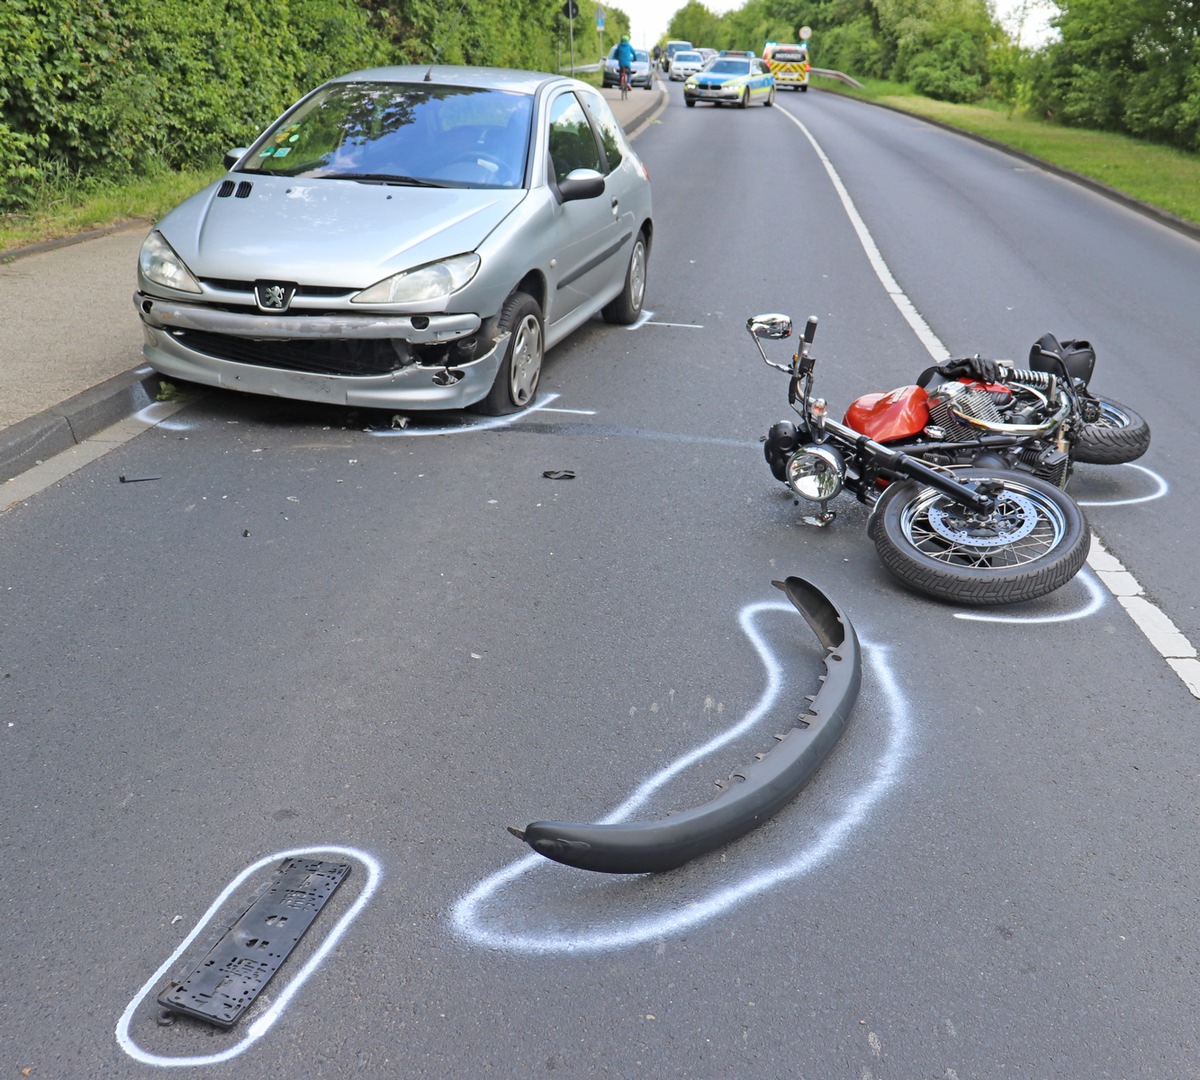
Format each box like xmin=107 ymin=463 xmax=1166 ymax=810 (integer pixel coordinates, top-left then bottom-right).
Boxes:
xmin=255 ymin=281 xmax=296 ymax=312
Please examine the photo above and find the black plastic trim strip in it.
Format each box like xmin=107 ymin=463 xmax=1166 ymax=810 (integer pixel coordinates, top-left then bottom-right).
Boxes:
xmin=510 ymin=576 xmax=861 ymax=874
xmin=556 ymin=232 xmax=632 ymax=290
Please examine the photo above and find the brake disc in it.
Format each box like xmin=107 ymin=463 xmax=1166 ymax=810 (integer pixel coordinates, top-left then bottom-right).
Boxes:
xmin=926 ymin=490 xmax=1039 ymax=547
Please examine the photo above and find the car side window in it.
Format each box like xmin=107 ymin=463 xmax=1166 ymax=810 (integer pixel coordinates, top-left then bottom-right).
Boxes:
xmin=581 ymin=94 xmax=624 ymax=174
xmin=547 ymin=92 xmax=602 ymax=185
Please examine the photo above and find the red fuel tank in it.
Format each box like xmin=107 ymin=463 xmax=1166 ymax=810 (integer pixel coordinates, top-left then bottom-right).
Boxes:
xmin=843 ymin=385 xmax=930 ymax=442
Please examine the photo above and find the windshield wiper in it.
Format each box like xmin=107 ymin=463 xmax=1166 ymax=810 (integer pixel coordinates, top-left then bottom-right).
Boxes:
xmin=333 ymin=172 xmax=447 ymax=188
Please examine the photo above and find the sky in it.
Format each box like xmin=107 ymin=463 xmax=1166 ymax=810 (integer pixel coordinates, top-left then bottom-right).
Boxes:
xmin=623 ymin=0 xmax=1059 ymax=52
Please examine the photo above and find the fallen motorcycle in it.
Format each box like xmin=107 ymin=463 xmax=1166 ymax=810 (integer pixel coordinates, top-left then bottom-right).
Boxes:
xmin=751 ymin=314 xmax=1148 ymax=605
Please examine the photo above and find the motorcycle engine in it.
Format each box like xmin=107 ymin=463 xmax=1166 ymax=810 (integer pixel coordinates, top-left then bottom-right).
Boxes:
xmin=925 ymin=380 xmax=1009 ymax=439
xmin=926 ymin=381 xmax=1071 ymax=488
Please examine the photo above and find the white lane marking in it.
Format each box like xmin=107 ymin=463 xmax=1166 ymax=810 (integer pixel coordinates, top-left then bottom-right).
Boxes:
xmin=775 ymin=105 xmax=1198 ymax=697
xmin=451 ymin=600 xmax=909 ymax=954
xmin=954 ymin=566 xmax=1107 ymax=623
xmin=1 ymin=401 xmax=187 ymax=513
xmin=1088 ymin=536 xmax=1200 ymax=696
xmin=1075 ymin=462 xmax=1168 ymax=507
xmin=774 ymin=109 xmax=949 ymax=362
xmin=116 ymin=845 xmax=382 ymax=1067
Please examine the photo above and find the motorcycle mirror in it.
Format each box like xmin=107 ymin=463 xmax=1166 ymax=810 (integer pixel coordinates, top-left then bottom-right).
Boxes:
xmin=748 ymin=313 xmax=793 ymax=339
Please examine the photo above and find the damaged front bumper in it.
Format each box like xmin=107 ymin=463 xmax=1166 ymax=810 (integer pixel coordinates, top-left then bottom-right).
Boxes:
xmin=511 ymin=576 xmax=862 ymax=874
xmin=134 ymin=292 xmax=506 ymax=410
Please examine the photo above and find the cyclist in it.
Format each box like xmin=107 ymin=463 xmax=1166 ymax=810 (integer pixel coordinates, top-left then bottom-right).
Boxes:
xmin=616 ymin=34 xmax=636 ymax=95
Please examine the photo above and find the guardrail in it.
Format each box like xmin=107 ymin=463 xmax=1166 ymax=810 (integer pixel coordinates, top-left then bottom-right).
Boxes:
xmin=810 ymin=67 xmax=863 ymax=88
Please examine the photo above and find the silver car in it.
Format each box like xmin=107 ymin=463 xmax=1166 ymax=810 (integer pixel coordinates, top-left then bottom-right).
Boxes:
xmin=602 ymin=46 xmax=654 ymax=89
xmin=135 ymin=66 xmax=653 ymax=414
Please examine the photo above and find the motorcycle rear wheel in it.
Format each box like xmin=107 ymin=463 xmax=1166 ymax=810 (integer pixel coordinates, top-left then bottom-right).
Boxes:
xmin=869 ymin=468 xmax=1089 ymax=605
xmin=1072 ymin=395 xmax=1151 ymax=465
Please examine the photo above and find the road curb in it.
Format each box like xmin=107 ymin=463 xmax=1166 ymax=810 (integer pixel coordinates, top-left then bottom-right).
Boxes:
xmin=0 ymin=365 xmax=163 ymax=483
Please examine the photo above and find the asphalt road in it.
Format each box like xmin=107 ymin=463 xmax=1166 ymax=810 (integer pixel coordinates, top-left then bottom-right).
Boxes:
xmin=2 ymin=83 xmax=1198 ymax=1079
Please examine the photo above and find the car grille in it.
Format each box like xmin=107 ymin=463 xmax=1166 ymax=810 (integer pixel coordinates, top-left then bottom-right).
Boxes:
xmin=173 ymin=329 xmax=405 ymax=377
xmin=200 ymin=278 xmax=355 ymax=300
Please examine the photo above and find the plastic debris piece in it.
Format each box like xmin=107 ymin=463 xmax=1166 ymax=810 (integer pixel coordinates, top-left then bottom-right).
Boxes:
xmin=542 ymin=470 xmax=576 ymax=480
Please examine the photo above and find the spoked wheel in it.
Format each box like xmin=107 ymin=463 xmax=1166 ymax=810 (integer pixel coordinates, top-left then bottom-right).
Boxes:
xmin=1072 ymin=395 xmax=1151 ymax=464
xmin=474 ymin=291 xmax=543 ymax=415
xmin=869 ymin=468 xmax=1089 ymax=605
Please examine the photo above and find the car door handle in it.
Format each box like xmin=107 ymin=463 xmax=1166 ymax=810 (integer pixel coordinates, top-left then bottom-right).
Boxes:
xmin=610 ymin=196 xmax=619 ymax=215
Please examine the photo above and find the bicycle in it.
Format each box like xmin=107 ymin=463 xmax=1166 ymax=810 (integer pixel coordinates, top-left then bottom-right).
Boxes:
xmin=619 ymin=66 xmax=631 ymax=100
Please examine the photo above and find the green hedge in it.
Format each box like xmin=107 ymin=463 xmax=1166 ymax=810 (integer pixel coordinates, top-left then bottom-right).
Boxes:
xmin=0 ymin=0 xmax=393 ymax=211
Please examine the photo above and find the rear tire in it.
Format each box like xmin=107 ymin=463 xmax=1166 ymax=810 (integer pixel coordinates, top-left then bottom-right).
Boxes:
xmin=870 ymin=468 xmax=1089 ymax=605
xmin=601 ymin=230 xmax=647 ymax=325
xmin=1072 ymin=395 xmax=1151 ymax=464
xmin=475 ymin=291 xmax=543 ymax=415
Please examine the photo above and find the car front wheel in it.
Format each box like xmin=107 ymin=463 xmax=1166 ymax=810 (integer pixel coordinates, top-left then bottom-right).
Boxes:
xmin=475 ymin=291 xmax=543 ymax=415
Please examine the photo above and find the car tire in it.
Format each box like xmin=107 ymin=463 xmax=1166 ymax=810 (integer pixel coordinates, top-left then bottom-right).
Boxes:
xmin=765 ymin=86 xmax=776 ymax=107
xmin=475 ymin=291 xmax=543 ymax=415
xmin=602 ymin=230 xmax=648 ymax=325
xmin=685 ymin=97 xmax=695 ymax=107
xmin=739 ymin=88 xmax=750 ymax=109
xmin=800 ymin=84 xmax=809 ymax=92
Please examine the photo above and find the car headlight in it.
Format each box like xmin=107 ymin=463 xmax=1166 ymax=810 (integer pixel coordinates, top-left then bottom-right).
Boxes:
xmin=139 ymin=230 xmax=202 ymax=294
xmin=685 ymin=80 xmax=697 ymax=90
xmin=352 ymin=254 xmax=481 ymax=305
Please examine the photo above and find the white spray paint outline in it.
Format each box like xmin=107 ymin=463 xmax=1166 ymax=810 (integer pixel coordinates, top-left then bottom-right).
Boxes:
xmin=954 ymin=564 xmax=1106 ymax=623
xmin=451 ymin=600 xmax=908 ymax=954
xmin=116 ymin=845 xmax=382 ymax=1068
xmin=1075 ymin=462 xmax=1167 ymax=507
xmin=366 ymin=391 xmax=568 ymax=437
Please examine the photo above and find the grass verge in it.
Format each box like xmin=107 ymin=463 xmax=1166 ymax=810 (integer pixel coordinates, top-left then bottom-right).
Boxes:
xmin=0 ymin=164 xmax=225 ymax=256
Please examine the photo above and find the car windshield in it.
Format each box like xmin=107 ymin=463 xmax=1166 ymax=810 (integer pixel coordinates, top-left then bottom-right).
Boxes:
xmin=707 ymin=59 xmax=751 ymax=76
xmin=676 ymin=52 xmax=701 ymax=63
xmin=609 ymin=47 xmax=648 ymax=63
xmin=240 ymin=82 xmax=533 ymax=190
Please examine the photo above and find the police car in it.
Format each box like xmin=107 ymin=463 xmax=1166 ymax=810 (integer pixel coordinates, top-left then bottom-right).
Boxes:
xmin=683 ymin=55 xmax=775 ymax=108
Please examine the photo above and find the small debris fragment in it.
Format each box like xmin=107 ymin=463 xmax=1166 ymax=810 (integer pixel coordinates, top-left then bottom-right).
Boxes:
xmin=242 ymin=529 xmax=251 ymax=537
xmin=391 ymin=414 xmax=410 ymax=429
xmin=542 ymin=470 xmax=576 ymax=480
xmin=118 ymin=474 xmax=161 ymax=484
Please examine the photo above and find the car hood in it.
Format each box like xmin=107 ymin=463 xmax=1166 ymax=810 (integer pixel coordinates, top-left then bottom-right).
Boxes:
xmin=156 ymin=174 xmax=527 ymax=287
xmin=692 ymin=71 xmax=745 ymax=85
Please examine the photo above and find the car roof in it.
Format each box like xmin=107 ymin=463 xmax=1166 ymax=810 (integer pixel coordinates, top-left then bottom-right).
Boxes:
xmin=330 ymin=65 xmax=568 ymax=96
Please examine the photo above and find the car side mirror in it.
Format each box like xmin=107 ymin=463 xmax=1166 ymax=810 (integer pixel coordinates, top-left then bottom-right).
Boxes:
xmin=224 ymin=147 xmax=248 ymax=171
xmin=558 ymin=168 xmax=606 ymax=202
xmin=747 ymin=313 xmax=793 ymax=339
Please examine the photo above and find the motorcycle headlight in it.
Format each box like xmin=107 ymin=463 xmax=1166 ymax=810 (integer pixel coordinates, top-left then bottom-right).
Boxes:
xmin=786 ymin=445 xmax=845 ymax=502
xmin=139 ymin=230 xmax=202 ymax=294
xmin=352 ymin=254 xmax=481 ymax=305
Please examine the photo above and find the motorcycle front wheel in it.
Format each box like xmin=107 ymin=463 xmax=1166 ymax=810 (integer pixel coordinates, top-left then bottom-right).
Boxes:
xmin=869 ymin=468 xmax=1089 ymax=605
xmin=1072 ymin=395 xmax=1151 ymax=465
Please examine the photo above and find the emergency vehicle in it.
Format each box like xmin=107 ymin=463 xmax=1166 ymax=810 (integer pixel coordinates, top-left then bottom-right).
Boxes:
xmin=763 ymin=42 xmax=810 ymax=91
